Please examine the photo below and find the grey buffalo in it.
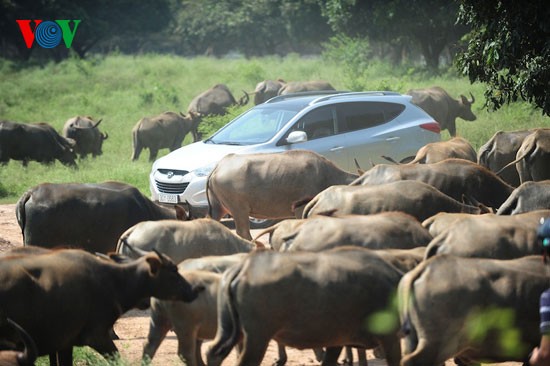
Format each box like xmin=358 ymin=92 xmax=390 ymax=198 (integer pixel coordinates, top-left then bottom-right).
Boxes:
xmin=0 ymin=120 xmax=76 ymax=167
xmin=206 ymin=247 xmax=413 ymax=366
xmin=399 ymin=254 xmax=549 ymax=365
xmin=253 ymin=79 xmax=286 ymax=104
xmin=302 ymin=180 xmax=484 ymax=221
xmin=424 ymin=210 xmax=550 ymax=259
xmin=497 ymin=128 xmax=550 ymax=184
xmin=116 ymin=218 xmax=261 ymax=264
xmin=255 ymin=212 xmax=431 ymax=252
xmin=131 ymin=111 xmax=198 ymax=161
xmin=186 ymin=84 xmax=249 ymax=137
xmin=478 ymin=129 xmax=535 ymax=187
xmin=0 ymin=247 xmax=201 ymax=366
xmin=206 ymin=150 xmax=358 ymax=240
xmin=16 ymin=181 xmax=186 ymax=254
xmin=143 ymin=254 xmax=247 ymax=366
xmin=406 ymin=86 xmax=476 ymax=137
xmin=252 ymin=79 xmax=335 ymax=105
xmin=498 ymin=180 xmax=550 ymax=215
xmin=62 ymin=116 xmax=108 ymax=158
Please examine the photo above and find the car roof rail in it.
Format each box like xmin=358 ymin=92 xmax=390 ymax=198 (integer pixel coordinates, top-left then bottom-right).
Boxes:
xmin=309 ymin=91 xmax=402 ymax=104
xmin=264 ymin=90 xmax=351 ymax=104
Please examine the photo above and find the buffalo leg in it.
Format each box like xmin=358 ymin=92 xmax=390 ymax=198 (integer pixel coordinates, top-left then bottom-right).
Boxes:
xmin=88 ymin=336 xmax=118 ymax=361
xmin=236 ymin=332 xmax=270 ymax=366
xmin=54 ymin=347 xmax=73 ymax=366
xmin=321 ymin=346 xmax=342 ymax=366
xmin=143 ymin=308 xmax=172 ymax=361
xmin=273 ymin=342 xmax=287 ymax=366
xmin=233 ymin=212 xmax=252 ymax=241
xmin=176 ymin=330 xmax=199 ymax=366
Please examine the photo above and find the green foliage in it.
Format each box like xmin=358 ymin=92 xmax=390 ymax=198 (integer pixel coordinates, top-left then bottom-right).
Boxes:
xmin=321 ymin=0 xmax=469 ymax=70
xmin=0 ymin=54 xmax=548 ymax=205
xmin=457 ymin=0 xmax=550 ymax=115
xmin=35 ymin=347 xmax=129 ymax=366
xmin=466 ymin=306 xmax=528 ymax=358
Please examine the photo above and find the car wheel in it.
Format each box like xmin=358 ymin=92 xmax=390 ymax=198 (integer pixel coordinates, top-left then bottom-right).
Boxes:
xmin=249 ymin=217 xmax=279 ymax=229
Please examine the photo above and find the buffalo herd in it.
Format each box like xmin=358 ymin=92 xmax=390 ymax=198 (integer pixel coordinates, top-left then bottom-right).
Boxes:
xmin=1 ymin=82 xmax=550 ymax=366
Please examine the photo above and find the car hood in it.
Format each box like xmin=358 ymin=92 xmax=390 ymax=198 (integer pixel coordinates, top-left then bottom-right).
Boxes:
xmin=152 ymin=141 xmax=253 ymax=172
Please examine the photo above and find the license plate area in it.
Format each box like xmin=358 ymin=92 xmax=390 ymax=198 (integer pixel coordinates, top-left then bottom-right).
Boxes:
xmin=159 ymin=193 xmax=179 ymax=204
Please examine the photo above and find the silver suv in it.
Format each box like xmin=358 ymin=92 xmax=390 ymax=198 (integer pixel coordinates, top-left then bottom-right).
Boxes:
xmin=149 ymin=91 xmax=441 ymax=217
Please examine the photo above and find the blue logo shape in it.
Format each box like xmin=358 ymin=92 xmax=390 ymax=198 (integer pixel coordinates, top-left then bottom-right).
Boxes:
xmin=34 ymin=21 xmax=62 ymax=48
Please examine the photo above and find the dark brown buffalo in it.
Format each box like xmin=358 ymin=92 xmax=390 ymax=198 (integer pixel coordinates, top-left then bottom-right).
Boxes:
xmin=0 ymin=120 xmax=76 ymax=167
xmin=0 ymin=247 xmax=201 ymax=366
xmin=477 ymin=129 xmax=534 ymax=187
xmin=497 ymin=180 xmax=550 ymax=215
xmin=406 ymin=86 xmax=476 ymax=137
xmin=351 ymin=158 xmax=514 ymax=210
xmin=62 ymin=116 xmax=108 ymax=158
xmin=15 ymin=181 xmax=186 ymax=254
xmin=131 ymin=111 xmax=198 ymax=161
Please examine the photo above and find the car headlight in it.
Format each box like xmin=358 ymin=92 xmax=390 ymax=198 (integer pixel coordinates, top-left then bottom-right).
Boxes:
xmin=193 ymin=163 xmax=216 ymax=177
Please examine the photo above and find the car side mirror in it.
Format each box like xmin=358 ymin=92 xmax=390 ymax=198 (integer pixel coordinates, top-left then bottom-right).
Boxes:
xmin=286 ymin=131 xmax=307 ymax=144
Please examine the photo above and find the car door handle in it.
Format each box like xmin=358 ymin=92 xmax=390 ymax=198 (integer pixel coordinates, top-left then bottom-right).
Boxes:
xmin=330 ymin=146 xmax=344 ymax=151
xmin=386 ymin=137 xmax=400 ymax=141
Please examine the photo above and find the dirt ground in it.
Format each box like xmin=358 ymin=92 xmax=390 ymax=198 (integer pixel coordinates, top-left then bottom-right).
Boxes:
xmin=0 ymin=203 xmax=522 ymax=366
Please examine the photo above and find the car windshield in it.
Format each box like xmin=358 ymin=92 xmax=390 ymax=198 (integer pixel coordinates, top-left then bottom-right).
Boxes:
xmin=206 ymin=106 xmax=299 ymax=145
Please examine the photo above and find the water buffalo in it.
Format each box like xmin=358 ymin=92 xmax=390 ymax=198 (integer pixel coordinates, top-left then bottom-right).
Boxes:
xmin=62 ymin=116 xmax=108 ymax=158
xmin=278 ymin=80 xmax=335 ymax=95
xmin=406 ymin=86 xmax=476 ymax=137
xmin=131 ymin=111 xmax=198 ymax=161
xmin=424 ymin=210 xmax=550 ymax=260
xmin=0 ymin=247 xmax=202 ymax=366
xmin=255 ymin=212 xmax=431 ymax=252
xmin=206 ymin=247 xmax=412 ymax=366
xmin=398 ymin=254 xmax=549 ymax=365
xmin=302 ymin=180 xmax=483 ymax=221
xmin=16 ymin=181 xmax=186 ymax=254
xmin=350 ymin=158 xmax=514 ymax=210
xmin=497 ymin=128 xmax=550 ymax=184
xmin=206 ymin=150 xmax=359 ymax=240
xmin=143 ymin=254 xmax=247 ymax=365
xmin=116 ymin=218 xmax=261 ymax=264
xmin=497 ymin=180 xmax=550 ymax=215
xmin=383 ymin=137 xmax=477 ymax=164
xmin=478 ymin=129 xmax=535 ymax=187
xmin=253 ymin=79 xmax=286 ymax=104
xmin=0 ymin=120 xmax=76 ymax=167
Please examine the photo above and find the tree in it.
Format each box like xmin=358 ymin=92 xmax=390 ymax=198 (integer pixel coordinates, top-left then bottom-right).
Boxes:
xmin=321 ymin=0 xmax=469 ymax=69
xmin=171 ymin=0 xmax=332 ymax=57
xmin=456 ymin=0 xmax=550 ymax=115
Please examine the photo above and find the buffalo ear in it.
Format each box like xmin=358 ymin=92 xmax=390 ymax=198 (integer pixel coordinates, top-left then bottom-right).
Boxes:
xmin=146 ymin=255 xmax=162 ymax=276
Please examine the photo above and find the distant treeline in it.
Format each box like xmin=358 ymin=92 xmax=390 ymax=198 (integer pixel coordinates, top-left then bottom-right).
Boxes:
xmin=1 ymin=0 xmax=468 ymax=70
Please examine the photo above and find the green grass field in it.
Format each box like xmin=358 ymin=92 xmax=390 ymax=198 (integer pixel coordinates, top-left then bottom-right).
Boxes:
xmin=1 ymin=54 xmax=549 ymax=203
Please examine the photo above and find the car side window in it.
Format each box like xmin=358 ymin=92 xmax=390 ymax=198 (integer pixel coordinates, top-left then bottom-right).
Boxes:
xmin=289 ymin=106 xmax=337 ymax=140
xmin=337 ymin=102 xmax=405 ymax=132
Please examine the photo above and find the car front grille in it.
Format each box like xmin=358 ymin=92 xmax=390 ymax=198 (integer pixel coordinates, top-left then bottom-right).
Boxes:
xmin=155 ymin=181 xmax=189 ymax=194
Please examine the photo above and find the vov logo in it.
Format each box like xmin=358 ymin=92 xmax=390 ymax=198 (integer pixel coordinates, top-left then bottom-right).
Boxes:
xmin=16 ymin=20 xmax=81 ymax=49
